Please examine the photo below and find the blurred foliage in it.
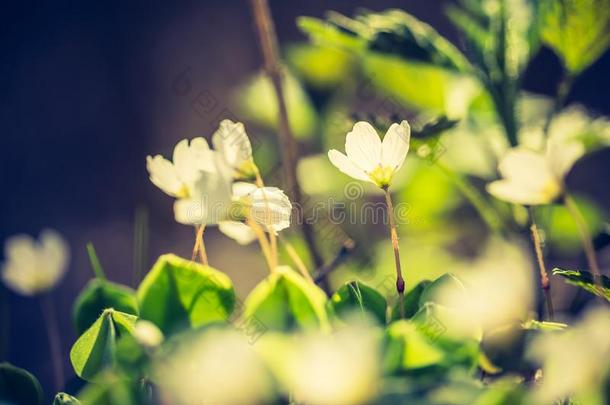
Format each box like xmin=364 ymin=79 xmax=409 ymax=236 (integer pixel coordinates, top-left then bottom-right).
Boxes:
xmin=540 ymin=0 xmax=610 ymax=74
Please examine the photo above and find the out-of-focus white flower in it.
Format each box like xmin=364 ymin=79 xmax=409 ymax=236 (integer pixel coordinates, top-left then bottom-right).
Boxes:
xmin=146 ymin=138 xmax=218 ymax=198
xmin=1 ymin=230 xmax=69 ymax=295
xmin=487 ymin=137 xmax=584 ymax=205
xmin=212 ymin=119 xmax=256 ymax=178
xmin=328 ymin=121 xmax=411 ymax=188
xmin=433 ymin=239 xmax=534 ymax=335
xmin=285 ymin=322 xmax=381 ymax=405
xmin=133 ymin=320 xmax=163 ymax=349
xmin=156 ymin=329 xmax=273 ymax=405
xmin=218 ymin=221 xmax=257 ymax=245
xmin=528 ymin=307 xmax=610 ymax=404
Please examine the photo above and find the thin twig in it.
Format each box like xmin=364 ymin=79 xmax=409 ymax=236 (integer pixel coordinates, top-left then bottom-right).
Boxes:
xmin=247 ymin=218 xmax=275 ymax=272
xmin=564 ymin=193 xmax=604 ymax=293
xmin=528 ymin=208 xmax=554 ymax=320
xmin=191 ymin=225 xmax=208 ymax=265
xmin=39 ymin=295 xmax=64 ymax=392
xmin=280 ymin=235 xmax=314 ymax=282
xmin=249 ymin=0 xmax=323 ymax=269
xmin=383 ymin=187 xmax=405 ymax=318
xmin=314 ymin=239 xmax=355 ymax=284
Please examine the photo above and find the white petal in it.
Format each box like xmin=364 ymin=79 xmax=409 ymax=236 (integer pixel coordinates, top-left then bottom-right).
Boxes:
xmin=219 ymin=221 xmax=257 ymax=245
xmin=212 ymin=120 xmax=253 ymax=169
xmin=546 ymin=137 xmax=584 ymax=179
xmin=381 ymin=120 xmax=410 ymax=170
xmin=328 ymin=150 xmax=372 ymax=183
xmin=498 ymin=149 xmax=558 ymax=192
xmin=146 ymin=155 xmax=183 ymax=197
xmin=487 ymin=179 xmax=560 ymax=205
xmin=345 ymin=121 xmax=382 ymax=172
xmin=175 ymin=170 xmax=233 ymax=225
xmin=249 ymin=187 xmax=292 ymax=233
xmin=232 ymin=182 xmax=258 ymax=199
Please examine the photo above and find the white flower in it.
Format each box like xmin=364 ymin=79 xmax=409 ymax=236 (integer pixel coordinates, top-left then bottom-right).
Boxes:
xmin=487 ymin=138 xmax=584 ymax=205
xmin=146 ymin=138 xmax=218 ymax=198
xmin=285 ymin=322 xmax=381 ymax=405
xmin=155 ymin=329 xmax=273 ymax=405
xmin=528 ymin=307 xmax=610 ymax=403
xmin=212 ymin=119 xmax=255 ymax=178
xmin=328 ymin=121 xmax=411 ymax=188
xmin=218 ymin=183 xmax=292 ymax=243
xmin=173 ymin=154 xmax=233 ymax=225
xmin=1 ymin=230 xmax=69 ymax=295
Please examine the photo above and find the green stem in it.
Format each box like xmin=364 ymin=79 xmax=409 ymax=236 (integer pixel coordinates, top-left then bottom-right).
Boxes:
xmin=86 ymin=242 xmax=107 ymax=281
xmin=563 ymin=193 xmax=604 ymax=292
xmin=383 ymin=186 xmax=405 ymax=319
xmin=528 ymin=208 xmax=554 ymax=320
xmin=434 ymin=162 xmax=503 ymax=234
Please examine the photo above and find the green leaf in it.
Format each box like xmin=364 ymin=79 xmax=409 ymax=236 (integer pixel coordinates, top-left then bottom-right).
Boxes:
xmin=391 ymin=280 xmax=431 ymax=321
xmin=70 ymin=309 xmax=137 ymax=381
xmin=137 ymin=254 xmax=235 ymax=335
xmin=540 ymin=0 xmax=610 ymax=74
xmin=77 ymin=372 xmax=144 ymax=405
xmin=234 ymin=70 xmax=318 ymax=140
xmin=53 ymin=392 xmax=81 ymax=405
xmin=243 ymin=266 xmax=329 ymax=332
xmin=0 ymin=362 xmax=44 ymax=405
xmin=418 ymin=273 xmax=466 ymax=307
xmin=330 ymin=281 xmax=387 ymax=324
xmin=73 ymin=279 xmax=139 ymax=335
xmin=383 ymin=320 xmax=446 ymax=373
xmin=553 ymin=268 xmax=610 ymax=301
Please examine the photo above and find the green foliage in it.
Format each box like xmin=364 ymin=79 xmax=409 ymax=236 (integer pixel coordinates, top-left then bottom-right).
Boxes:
xmin=136 ymin=254 xmax=235 ymax=335
xmin=0 ymin=362 xmax=44 ymax=405
xmin=76 ymin=372 xmax=145 ymax=405
xmin=53 ymin=393 xmax=81 ymax=405
xmin=73 ymin=279 xmax=138 ymax=335
xmin=70 ymin=309 xmax=136 ymax=381
xmin=553 ymin=268 xmax=610 ymax=301
xmin=234 ymin=70 xmax=317 ymax=139
xmin=330 ymin=281 xmax=387 ymax=324
xmin=243 ymin=266 xmax=330 ymax=331
xmin=540 ymin=0 xmax=610 ymax=74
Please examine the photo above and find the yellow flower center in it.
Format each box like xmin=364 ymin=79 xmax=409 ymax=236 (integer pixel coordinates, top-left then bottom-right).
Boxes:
xmin=368 ymin=166 xmax=395 ymax=187
xmin=176 ymin=184 xmax=190 ymax=199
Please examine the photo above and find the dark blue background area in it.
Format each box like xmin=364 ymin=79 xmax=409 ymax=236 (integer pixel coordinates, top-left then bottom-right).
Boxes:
xmin=0 ymin=0 xmax=609 ymax=400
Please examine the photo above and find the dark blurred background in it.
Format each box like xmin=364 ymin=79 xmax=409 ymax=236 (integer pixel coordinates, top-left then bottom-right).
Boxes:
xmin=1 ymin=0 xmax=609 ymax=399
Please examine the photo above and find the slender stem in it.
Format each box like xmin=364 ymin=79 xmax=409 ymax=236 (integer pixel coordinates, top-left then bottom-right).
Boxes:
xmin=314 ymin=239 xmax=356 ymax=285
xmin=191 ymin=225 xmax=208 ymax=265
xmin=247 ymin=218 xmax=275 ymax=272
xmin=269 ymin=232 xmax=278 ymax=269
xmin=249 ymin=0 xmax=323 ymax=269
xmin=280 ymin=236 xmax=313 ymax=282
xmin=543 ymin=73 xmax=574 ymax=136
xmin=383 ymin=187 xmax=405 ymax=318
xmin=564 ymin=193 xmax=603 ymax=291
xmin=39 ymin=295 xmax=63 ymax=392
xmin=528 ymin=208 xmax=554 ymax=320
xmin=132 ymin=205 xmax=149 ymax=285
xmin=86 ymin=242 xmax=107 ymax=281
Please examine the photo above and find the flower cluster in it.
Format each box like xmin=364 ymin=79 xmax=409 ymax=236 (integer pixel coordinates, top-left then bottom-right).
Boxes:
xmin=146 ymin=120 xmax=292 ymax=243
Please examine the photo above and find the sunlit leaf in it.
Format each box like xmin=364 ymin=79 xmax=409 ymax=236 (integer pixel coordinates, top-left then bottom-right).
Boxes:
xmin=137 ymin=254 xmax=235 ymax=335
xmin=418 ymin=273 xmax=466 ymax=307
xmin=330 ymin=281 xmax=387 ymax=324
xmin=0 ymin=362 xmax=44 ymax=405
xmin=77 ymin=372 xmax=144 ymax=405
xmin=540 ymin=0 xmax=610 ymax=74
xmin=243 ymin=266 xmax=330 ymax=332
xmin=70 ymin=309 xmax=136 ymax=381
xmin=383 ymin=320 xmax=446 ymax=372
xmin=553 ymin=268 xmax=610 ymax=301
xmin=53 ymin=393 xmax=81 ymax=405
xmin=287 ymin=44 xmax=354 ymax=90
xmin=73 ymin=279 xmax=139 ymax=335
